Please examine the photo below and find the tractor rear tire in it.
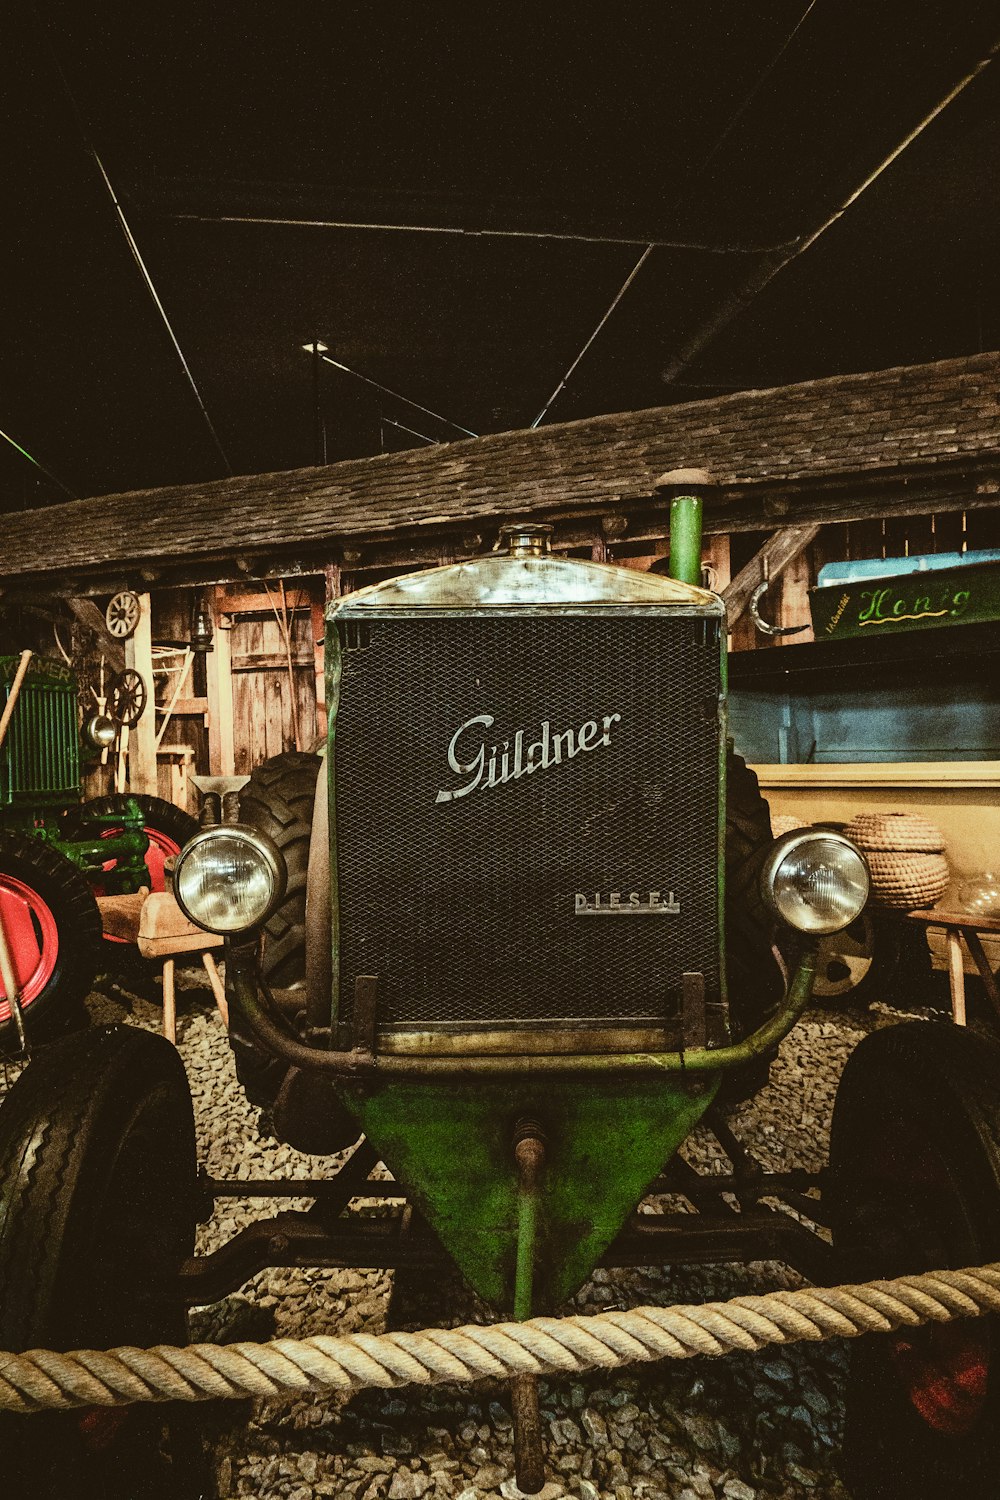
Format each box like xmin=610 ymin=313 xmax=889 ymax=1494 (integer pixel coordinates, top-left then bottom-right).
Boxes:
xmin=0 ymin=832 xmax=101 ymax=1050
xmin=719 ymin=753 xmax=784 ymax=1101
xmin=0 ymin=1025 xmax=205 ymax=1498
xmin=830 ymin=1021 xmax=1000 ymax=1499
xmin=229 ymin=752 xmax=321 ymax=1113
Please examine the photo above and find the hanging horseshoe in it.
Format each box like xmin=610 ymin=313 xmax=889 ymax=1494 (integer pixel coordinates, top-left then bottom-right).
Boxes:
xmin=749 ymin=577 xmax=810 ymax=638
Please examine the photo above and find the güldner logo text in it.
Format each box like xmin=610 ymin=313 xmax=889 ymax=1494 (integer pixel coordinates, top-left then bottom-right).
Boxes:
xmin=574 ymin=890 xmax=681 ymax=916
xmin=435 ymin=710 xmax=622 ymax=804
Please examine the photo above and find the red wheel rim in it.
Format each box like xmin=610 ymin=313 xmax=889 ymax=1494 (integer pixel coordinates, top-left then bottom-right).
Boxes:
xmin=0 ymin=874 xmax=59 ymax=1021
xmin=94 ymin=825 xmax=182 ymax=942
xmin=888 ymin=1320 xmax=989 ymax=1435
xmin=868 ymin=1103 xmax=991 ymax=1436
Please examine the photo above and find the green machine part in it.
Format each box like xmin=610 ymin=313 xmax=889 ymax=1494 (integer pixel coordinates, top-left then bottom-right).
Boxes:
xmin=347 ymin=1073 xmax=719 ymax=1313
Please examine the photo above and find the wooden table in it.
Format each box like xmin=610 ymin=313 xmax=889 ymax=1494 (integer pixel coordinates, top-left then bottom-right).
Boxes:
xmin=906 ymin=906 xmax=1000 ymax=1026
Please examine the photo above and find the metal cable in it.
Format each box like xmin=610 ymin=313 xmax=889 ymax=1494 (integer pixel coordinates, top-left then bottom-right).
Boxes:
xmin=0 ymin=427 xmax=77 ymax=499
xmin=33 ymin=14 xmax=233 ymax=475
xmin=319 ymin=354 xmax=478 ymax=439
xmin=528 ymin=2 xmax=820 ymax=427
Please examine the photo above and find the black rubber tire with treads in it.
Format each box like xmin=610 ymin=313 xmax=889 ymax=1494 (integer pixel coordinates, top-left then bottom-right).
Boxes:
xmin=238 ymin=751 xmax=321 ymax=994
xmin=723 ymin=753 xmax=784 ymax=1068
xmin=0 ymin=1025 xmax=205 ymax=1498
xmin=830 ymin=1021 xmax=1000 ymax=1499
xmin=231 ymin=751 xmax=320 ymax=1110
xmin=0 ymin=832 xmax=101 ymax=1049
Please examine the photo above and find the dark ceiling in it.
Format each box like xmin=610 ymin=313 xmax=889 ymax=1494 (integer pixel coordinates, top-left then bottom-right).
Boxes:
xmin=3 ymin=3 xmax=999 ymax=513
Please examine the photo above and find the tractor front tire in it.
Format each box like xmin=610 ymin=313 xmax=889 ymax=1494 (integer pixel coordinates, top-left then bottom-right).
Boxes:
xmin=0 ymin=832 xmax=101 ymax=1050
xmin=0 ymin=1025 xmax=205 ymax=1498
xmin=830 ymin=1021 xmax=1000 ymax=1499
xmin=719 ymin=753 xmax=784 ymax=1102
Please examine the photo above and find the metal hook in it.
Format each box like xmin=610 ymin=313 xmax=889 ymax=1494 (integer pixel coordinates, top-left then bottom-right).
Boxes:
xmin=749 ymin=577 xmax=809 ymax=638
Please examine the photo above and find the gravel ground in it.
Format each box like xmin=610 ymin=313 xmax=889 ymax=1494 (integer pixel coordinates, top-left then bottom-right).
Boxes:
xmin=0 ymin=967 xmax=967 ymax=1500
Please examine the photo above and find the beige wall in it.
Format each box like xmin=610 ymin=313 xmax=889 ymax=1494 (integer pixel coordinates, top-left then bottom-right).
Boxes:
xmin=753 ymin=761 xmax=1000 ymax=973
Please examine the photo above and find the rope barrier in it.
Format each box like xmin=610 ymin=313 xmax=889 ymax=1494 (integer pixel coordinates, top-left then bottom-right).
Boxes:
xmin=3 ymin=1262 xmax=1000 ymax=1414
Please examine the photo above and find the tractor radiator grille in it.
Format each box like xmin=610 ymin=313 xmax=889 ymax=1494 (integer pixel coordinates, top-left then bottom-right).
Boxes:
xmin=0 ymin=680 xmax=79 ymax=805
xmin=333 ymin=612 xmax=722 ymax=1030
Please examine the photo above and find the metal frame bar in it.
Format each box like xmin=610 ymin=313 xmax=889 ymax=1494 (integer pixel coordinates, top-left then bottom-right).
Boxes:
xmin=177 ymin=1144 xmax=839 ymax=1305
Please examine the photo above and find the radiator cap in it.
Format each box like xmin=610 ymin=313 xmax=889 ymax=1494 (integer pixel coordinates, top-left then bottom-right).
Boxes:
xmin=499 ymin=523 xmax=552 ymax=557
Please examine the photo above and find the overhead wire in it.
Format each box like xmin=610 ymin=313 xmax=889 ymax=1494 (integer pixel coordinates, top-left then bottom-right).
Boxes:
xmin=33 ymin=9 xmax=233 ymax=476
xmin=319 ymin=353 xmax=478 ymax=439
xmin=661 ymin=32 xmax=1000 ymax=385
xmin=160 ymin=206 xmax=800 ymax=255
xmin=0 ymin=426 xmax=78 ymax=499
xmin=381 ymin=416 xmax=440 ymax=446
xmin=528 ymin=0 xmax=820 ymax=426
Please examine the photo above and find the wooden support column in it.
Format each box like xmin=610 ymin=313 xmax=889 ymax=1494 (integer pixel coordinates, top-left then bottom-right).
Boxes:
xmin=206 ymin=588 xmax=235 ymax=775
xmin=125 ymin=592 xmax=157 ymax=794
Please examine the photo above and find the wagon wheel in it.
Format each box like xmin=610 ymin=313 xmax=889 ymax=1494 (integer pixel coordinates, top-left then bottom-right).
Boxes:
xmin=107 ymin=668 xmax=147 ymax=728
xmin=104 ymin=590 xmax=141 ymax=640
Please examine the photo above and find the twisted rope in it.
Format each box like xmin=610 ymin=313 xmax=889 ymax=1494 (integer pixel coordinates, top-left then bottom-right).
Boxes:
xmin=3 ymin=1262 xmax=1000 ymax=1414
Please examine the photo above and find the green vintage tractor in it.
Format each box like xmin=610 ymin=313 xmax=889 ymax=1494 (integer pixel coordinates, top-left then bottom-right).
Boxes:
xmin=0 ymin=653 xmax=196 ymax=1045
xmin=3 ymin=489 xmax=1000 ymax=1499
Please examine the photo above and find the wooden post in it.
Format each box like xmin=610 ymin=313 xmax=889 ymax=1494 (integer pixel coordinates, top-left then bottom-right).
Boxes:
xmin=947 ymin=929 xmax=967 ymax=1027
xmin=125 ymin=593 xmax=158 ymax=794
xmin=777 ymin=549 xmax=815 ymax=642
xmin=162 ymin=957 xmax=177 ymax=1044
xmin=206 ymin=588 xmax=235 ymax=775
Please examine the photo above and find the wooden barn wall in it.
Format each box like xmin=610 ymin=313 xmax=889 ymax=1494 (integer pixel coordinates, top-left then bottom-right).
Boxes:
xmin=107 ymin=501 xmax=999 ymax=814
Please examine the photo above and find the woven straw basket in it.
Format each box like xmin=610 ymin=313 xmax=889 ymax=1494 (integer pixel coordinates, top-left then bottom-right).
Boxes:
xmin=843 ymin=811 xmax=949 ymax=911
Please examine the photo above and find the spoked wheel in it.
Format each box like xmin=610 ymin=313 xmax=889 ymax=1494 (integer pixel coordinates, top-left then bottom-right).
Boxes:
xmin=830 ymin=1021 xmax=1000 ymax=1499
xmin=0 ymin=833 xmax=101 ymax=1049
xmin=0 ymin=1025 xmax=206 ymax=1499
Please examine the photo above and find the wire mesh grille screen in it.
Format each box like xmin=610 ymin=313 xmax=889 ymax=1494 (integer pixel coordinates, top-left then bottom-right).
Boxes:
xmin=333 ymin=612 xmax=721 ymax=1029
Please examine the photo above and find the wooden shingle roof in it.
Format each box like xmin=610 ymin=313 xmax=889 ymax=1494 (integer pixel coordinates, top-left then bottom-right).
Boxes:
xmin=2 ymin=351 xmax=998 ymax=590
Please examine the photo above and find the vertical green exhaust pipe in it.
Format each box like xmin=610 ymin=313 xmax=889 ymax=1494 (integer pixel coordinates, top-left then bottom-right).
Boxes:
xmin=658 ymin=466 xmax=712 ymax=586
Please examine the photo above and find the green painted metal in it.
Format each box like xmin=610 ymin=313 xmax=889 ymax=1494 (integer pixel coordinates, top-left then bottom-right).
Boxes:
xmin=809 ymin=558 xmax=1000 ymax=641
xmin=668 ymin=495 xmax=703 ymax=587
xmin=514 ymin=1173 xmax=538 ymax=1321
xmin=52 ymin=797 xmax=151 ymax=891
xmin=0 ymin=656 xmax=80 ymax=812
xmin=346 ymin=1072 xmax=719 ymax=1310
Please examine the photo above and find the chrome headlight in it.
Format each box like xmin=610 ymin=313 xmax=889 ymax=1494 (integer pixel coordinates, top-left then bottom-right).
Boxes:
xmin=173 ymin=825 xmax=286 ymax=934
xmin=84 ymin=712 xmax=117 ymax=749
xmin=761 ymin=829 xmax=869 ymax=936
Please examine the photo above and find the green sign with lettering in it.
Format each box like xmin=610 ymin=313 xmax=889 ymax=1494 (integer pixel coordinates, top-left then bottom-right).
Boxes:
xmin=809 ymin=559 xmax=1000 ymax=642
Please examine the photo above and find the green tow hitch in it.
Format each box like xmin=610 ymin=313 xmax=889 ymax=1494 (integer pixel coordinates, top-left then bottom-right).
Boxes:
xmin=511 ymin=1120 xmax=547 ymax=1496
